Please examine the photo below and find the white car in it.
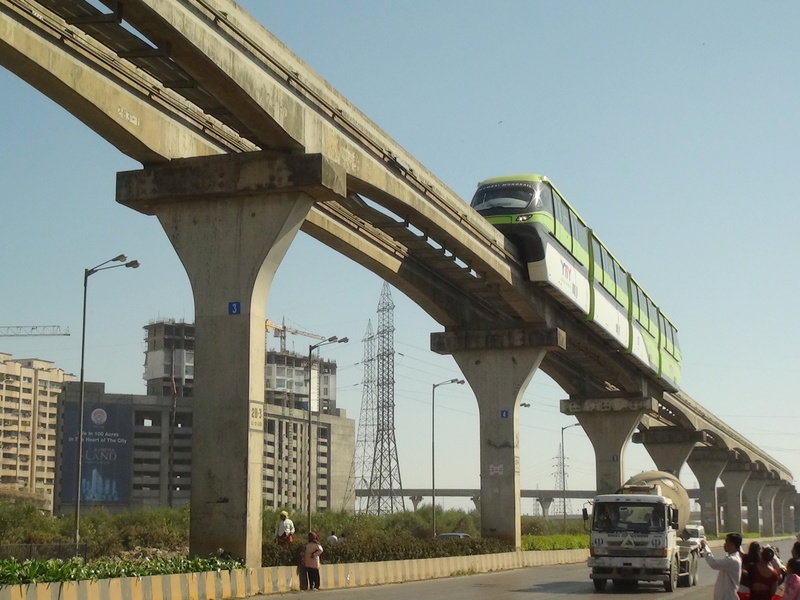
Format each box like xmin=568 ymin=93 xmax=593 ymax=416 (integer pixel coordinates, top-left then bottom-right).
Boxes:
xmin=683 ymin=525 xmax=707 ymax=555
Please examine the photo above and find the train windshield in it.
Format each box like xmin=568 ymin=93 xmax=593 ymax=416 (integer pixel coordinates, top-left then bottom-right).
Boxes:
xmin=470 ymin=181 xmax=550 ymax=212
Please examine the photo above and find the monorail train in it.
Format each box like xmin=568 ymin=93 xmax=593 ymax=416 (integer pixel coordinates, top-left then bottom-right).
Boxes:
xmin=470 ymin=174 xmax=681 ymax=391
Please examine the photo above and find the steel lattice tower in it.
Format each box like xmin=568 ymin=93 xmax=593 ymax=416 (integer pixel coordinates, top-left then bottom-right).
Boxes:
xmin=552 ymin=443 xmax=573 ymax=517
xmin=365 ymin=282 xmax=405 ymax=514
xmin=353 ymin=320 xmax=377 ymax=513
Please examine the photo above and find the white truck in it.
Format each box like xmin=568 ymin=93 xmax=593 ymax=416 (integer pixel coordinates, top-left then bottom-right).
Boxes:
xmin=585 ymin=470 xmax=701 ymax=592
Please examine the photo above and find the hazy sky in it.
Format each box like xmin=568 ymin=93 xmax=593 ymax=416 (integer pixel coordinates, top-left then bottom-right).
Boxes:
xmin=2 ymin=1 xmax=798 ymax=512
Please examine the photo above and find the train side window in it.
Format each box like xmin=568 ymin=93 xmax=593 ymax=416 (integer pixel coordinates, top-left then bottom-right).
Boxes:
xmin=539 ymin=184 xmax=554 ymax=213
xmin=601 ymin=246 xmax=615 ymax=294
xmin=553 ymin=193 xmax=569 ymax=229
xmin=570 ymin=211 xmax=589 ymax=256
xmin=553 ymin=192 xmax=571 ymax=249
xmin=591 ymin=236 xmax=604 ymax=285
xmin=632 ymin=284 xmax=642 ymax=322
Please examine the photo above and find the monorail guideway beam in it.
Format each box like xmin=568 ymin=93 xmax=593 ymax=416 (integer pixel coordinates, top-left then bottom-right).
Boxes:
xmin=431 ymin=327 xmax=566 ymax=547
xmin=561 ymin=395 xmax=659 ymax=494
xmin=117 ymin=152 xmax=347 ymax=567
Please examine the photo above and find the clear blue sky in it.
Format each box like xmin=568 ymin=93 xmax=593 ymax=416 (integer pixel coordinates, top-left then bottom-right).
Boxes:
xmin=2 ymin=1 xmax=798 ymax=511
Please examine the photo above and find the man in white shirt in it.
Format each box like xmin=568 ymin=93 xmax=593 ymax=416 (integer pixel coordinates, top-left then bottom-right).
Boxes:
xmin=274 ymin=511 xmax=295 ymax=544
xmin=702 ymin=532 xmax=743 ymax=600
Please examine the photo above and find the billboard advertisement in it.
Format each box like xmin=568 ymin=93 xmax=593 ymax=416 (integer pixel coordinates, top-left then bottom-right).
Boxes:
xmin=61 ymin=402 xmax=133 ymax=504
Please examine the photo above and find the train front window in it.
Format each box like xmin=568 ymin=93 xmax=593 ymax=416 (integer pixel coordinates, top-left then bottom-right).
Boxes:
xmin=471 ymin=182 xmax=550 ymax=212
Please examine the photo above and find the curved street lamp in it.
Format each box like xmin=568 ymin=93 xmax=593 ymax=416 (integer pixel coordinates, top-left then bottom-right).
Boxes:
xmin=307 ymin=335 xmax=348 ymax=532
xmin=74 ymin=254 xmax=139 ymax=549
xmin=431 ymin=378 xmax=464 ymax=537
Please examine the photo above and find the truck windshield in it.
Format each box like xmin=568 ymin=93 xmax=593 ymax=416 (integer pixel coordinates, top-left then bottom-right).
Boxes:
xmin=593 ymin=502 xmax=666 ymax=533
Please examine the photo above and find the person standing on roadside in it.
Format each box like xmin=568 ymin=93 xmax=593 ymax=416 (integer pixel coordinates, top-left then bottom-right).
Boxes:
xmin=304 ymin=531 xmax=324 ymax=590
xmin=274 ymin=510 xmax=295 ymax=544
xmin=701 ymin=532 xmax=743 ymax=600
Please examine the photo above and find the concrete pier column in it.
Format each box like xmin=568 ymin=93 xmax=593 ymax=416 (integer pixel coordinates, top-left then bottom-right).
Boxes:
xmin=775 ymin=488 xmax=792 ymax=534
xmin=538 ymin=496 xmax=554 ymax=519
xmin=431 ymin=327 xmax=565 ymax=547
xmin=117 ymin=152 xmax=346 ymax=567
xmin=409 ymin=495 xmax=423 ymax=511
xmin=561 ymin=396 xmax=658 ymax=494
xmin=743 ymin=476 xmax=766 ymax=534
xmin=632 ymin=427 xmax=706 ymax=476
xmin=720 ymin=464 xmax=752 ymax=535
xmin=686 ymin=448 xmax=729 ymax=537
xmin=760 ymin=482 xmax=781 ymax=536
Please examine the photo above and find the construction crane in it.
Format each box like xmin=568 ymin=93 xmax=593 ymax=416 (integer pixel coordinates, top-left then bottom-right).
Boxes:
xmin=265 ymin=318 xmax=325 ymax=352
xmin=0 ymin=326 xmax=70 ymax=336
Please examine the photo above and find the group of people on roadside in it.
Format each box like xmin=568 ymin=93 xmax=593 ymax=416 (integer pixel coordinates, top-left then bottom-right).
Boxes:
xmin=702 ymin=532 xmax=800 ymax=600
xmin=274 ymin=511 xmax=342 ymax=591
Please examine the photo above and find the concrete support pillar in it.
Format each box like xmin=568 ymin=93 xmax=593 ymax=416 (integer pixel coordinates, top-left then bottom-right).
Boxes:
xmin=561 ymin=396 xmax=658 ymax=494
xmin=743 ymin=477 xmax=766 ymax=534
xmin=538 ymin=496 xmax=554 ymax=519
xmin=775 ymin=489 xmax=792 ymax=534
xmin=431 ymin=327 xmax=565 ymax=547
xmin=720 ymin=465 xmax=753 ymax=535
xmin=409 ymin=495 xmax=423 ymax=511
xmin=760 ymin=483 xmax=781 ymax=536
xmin=117 ymin=152 xmax=345 ymax=567
xmin=470 ymin=494 xmax=480 ymax=513
xmin=686 ymin=447 xmax=729 ymax=537
xmin=632 ymin=427 xmax=706 ymax=477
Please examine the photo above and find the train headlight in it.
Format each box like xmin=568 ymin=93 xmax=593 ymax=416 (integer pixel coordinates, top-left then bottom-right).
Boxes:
xmin=515 ymin=214 xmax=532 ymax=222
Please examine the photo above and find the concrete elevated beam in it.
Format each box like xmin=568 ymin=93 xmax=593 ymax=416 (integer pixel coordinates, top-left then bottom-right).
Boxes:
xmin=117 ymin=152 xmax=346 ymax=567
xmin=561 ymin=395 xmax=658 ymax=494
xmin=431 ymin=326 xmax=565 ymax=547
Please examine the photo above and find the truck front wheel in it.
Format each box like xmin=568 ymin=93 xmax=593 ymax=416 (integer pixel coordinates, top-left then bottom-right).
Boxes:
xmin=593 ymin=578 xmax=607 ymax=592
xmin=664 ymin=556 xmax=678 ymax=592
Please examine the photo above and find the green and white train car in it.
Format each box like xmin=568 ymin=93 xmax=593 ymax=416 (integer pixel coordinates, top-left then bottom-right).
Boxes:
xmin=470 ymin=174 xmax=681 ymax=391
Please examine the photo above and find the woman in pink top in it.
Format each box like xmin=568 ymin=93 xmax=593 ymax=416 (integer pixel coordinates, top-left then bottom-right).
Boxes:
xmin=303 ymin=532 xmax=324 ymax=590
xmin=783 ymin=558 xmax=800 ymax=600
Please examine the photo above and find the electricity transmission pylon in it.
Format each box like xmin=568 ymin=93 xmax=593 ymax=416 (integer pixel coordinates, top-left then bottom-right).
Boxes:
xmin=363 ymin=283 xmax=404 ymax=514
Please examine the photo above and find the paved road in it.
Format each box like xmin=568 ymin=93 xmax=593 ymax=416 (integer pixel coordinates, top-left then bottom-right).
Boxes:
xmin=280 ymin=539 xmax=794 ymax=599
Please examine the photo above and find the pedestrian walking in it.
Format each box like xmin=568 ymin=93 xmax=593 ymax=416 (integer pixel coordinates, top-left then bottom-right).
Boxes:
xmin=702 ymin=532 xmax=743 ymax=600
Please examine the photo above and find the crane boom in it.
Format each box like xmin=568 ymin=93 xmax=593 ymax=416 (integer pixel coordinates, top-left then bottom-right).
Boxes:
xmin=0 ymin=326 xmax=70 ymax=337
xmin=265 ymin=318 xmax=326 ymax=352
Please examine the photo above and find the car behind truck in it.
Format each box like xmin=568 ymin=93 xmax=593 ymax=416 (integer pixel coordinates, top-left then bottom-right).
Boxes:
xmin=585 ymin=470 xmax=701 ymax=592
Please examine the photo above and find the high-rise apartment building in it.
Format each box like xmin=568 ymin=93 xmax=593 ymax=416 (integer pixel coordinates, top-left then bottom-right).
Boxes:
xmin=0 ymin=353 xmax=74 ymax=510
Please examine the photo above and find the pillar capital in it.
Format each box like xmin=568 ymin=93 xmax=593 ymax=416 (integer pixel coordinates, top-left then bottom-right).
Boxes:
xmin=117 ymin=151 xmax=347 ymax=214
xmin=431 ymin=327 xmax=565 ymax=354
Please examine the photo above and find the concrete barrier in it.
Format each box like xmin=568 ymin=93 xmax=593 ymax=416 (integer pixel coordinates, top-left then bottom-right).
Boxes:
xmin=0 ymin=549 xmax=590 ymax=600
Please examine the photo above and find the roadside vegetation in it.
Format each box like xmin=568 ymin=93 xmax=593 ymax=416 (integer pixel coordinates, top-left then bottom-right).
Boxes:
xmin=0 ymin=501 xmax=589 ymax=584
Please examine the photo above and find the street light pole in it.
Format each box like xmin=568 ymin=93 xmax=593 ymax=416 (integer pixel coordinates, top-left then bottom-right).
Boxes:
xmin=560 ymin=422 xmax=581 ymax=533
xmin=306 ymin=335 xmax=348 ymax=533
xmin=431 ymin=378 xmax=464 ymax=537
xmin=74 ymin=254 xmax=139 ymax=549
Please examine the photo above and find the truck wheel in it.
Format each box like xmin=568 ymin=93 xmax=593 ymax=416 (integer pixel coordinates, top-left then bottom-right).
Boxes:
xmin=664 ymin=556 xmax=678 ymax=592
xmin=593 ymin=578 xmax=607 ymax=592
